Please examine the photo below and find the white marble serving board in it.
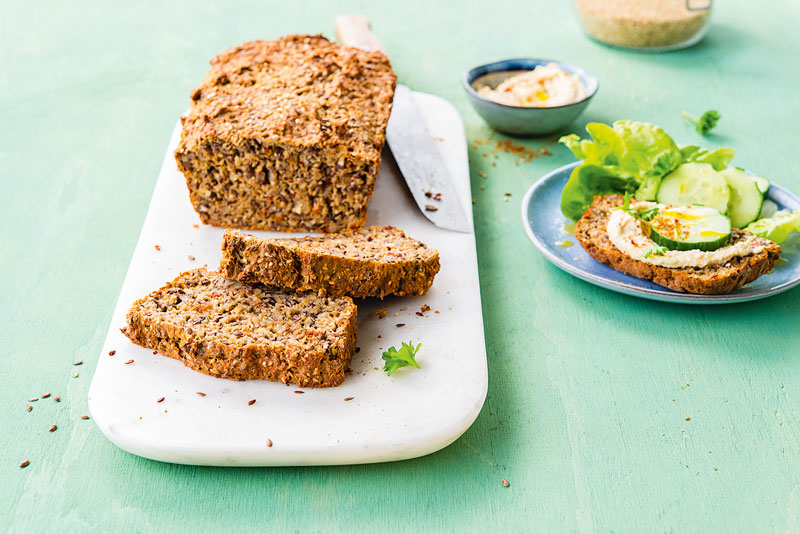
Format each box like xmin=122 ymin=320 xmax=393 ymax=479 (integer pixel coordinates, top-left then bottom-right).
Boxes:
xmin=87 ymin=92 xmax=488 ymax=466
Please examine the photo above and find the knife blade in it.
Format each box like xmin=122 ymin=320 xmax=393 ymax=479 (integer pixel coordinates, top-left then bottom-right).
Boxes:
xmin=334 ymin=15 xmax=472 ymax=233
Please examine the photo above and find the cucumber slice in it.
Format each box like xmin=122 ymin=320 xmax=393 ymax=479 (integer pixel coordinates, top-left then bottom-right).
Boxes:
xmin=649 ymin=206 xmax=732 ymax=252
xmin=759 ymin=199 xmax=778 ymax=219
xmin=720 ymin=167 xmax=764 ymax=228
xmin=734 ymin=166 xmax=769 ymax=196
xmin=753 ymin=176 xmax=770 ymax=196
xmin=656 ymin=163 xmax=730 ymax=214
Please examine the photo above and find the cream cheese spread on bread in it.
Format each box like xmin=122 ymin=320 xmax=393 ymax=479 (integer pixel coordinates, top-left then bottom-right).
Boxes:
xmin=607 ymin=202 xmax=766 ymax=268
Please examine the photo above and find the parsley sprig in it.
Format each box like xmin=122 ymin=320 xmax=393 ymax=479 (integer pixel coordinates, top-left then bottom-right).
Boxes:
xmin=382 ymin=341 xmax=422 ymax=376
xmin=681 ymin=109 xmax=721 ymax=136
xmin=621 ymin=192 xmax=660 ymax=222
xmin=643 ymin=245 xmax=668 ymax=258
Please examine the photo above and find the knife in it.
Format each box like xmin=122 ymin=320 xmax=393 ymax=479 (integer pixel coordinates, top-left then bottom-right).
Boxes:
xmin=334 ymin=15 xmax=472 ymax=233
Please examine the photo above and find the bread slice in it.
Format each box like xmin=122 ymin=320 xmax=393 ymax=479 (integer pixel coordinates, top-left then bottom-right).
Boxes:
xmin=219 ymin=226 xmax=441 ymax=299
xmin=574 ymin=195 xmax=782 ymax=294
xmin=121 ymin=268 xmax=357 ymax=387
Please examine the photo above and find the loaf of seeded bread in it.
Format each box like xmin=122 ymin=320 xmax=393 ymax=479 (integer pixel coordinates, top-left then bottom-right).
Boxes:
xmin=174 ymin=35 xmax=397 ymax=233
xmin=219 ymin=226 xmax=441 ymax=299
xmin=121 ymin=268 xmax=358 ymax=388
xmin=575 ymin=194 xmax=782 ymax=294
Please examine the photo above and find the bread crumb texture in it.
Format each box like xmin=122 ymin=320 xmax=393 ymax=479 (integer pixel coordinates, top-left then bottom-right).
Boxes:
xmin=121 ymin=268 xmax=358 ymax=387
xmin=220 ymin=226 xmax=440 ymax=298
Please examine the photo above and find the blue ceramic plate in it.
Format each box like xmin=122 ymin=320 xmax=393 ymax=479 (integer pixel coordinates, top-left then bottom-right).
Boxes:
xmin=521 ymin=162 xmax=800 ymax=304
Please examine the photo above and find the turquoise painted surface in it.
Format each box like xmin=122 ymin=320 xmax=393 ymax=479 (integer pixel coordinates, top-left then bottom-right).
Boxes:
xmin=2 ymin=1 xmax=800 ymax=532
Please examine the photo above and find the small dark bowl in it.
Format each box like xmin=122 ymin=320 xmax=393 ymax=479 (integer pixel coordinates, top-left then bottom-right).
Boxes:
xmin=462 ymin=58 xmax=599 ymax=137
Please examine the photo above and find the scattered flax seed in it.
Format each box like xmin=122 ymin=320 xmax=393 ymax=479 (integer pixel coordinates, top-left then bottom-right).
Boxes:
xmin=54 ymin=396 xmax=60 ymax=402
xmin=376 ymin=309 xmax=388 ymax=319
xmin=157 ymin=397 xmax=165 ymax=403
xmin=19 ymin=460 xmax=30 ymax=469
xmin=685 ymin=417 xmax=691 ymax=421
xmin=424 ymin=204 xmax=438 ymax=212
xmin=192 ymin=224 xmax=199 ymax=229
xmin=152 ymin=350 xmax=158 ymax=355
xmin=504 ymin=192 xmax=512 ymax=196
xmin=26 ymin=405 xmax=32 ymax=412
xmin=29 ymin=397 xmax=38 ymax=402
xmin=416 ymin=312 xmax=423 ymax=317
xmin=80 ymin=415 xmax=90 ymax=420
xmin=248 ymin=399 xmax=256 ymax=405
xmin=294 ymin=391 xmax=304 ymax=395
xmin=400 ymin=307 xmax=407 ymax=311
xmin=267 ymin=439 xmax=273 ymax=447
xmin=396 ymin=324 xmax=405 ymax=328
xmin=41 ymin=393 xmax=51 ymax=399
xmin=71 ymin=371 xmax=79 ymax=378
xmin=424 ymin=190 xmax=432 ymax=198
xmin=108 ymin=350 xmax=116 ymax=356
xmin=421 ymin=305 xmax=431 ymax=313
xmin=433 ymin=193 xmax=442 ymax=201
xmin=196 ymin=392 xmax=206 ymax=397
xmin=125 ymin=360 xmax=134 ymax=365
xmin=73 ymin=360 xmax=83 ymax=366
xmin=154 ymin=245 xmax=161 ymax=251
xmin=501 ymin=479 xmax=510 ymax=487
xmin=344 ymin=397 xmax=354 ymax=402
xmin=188 ymin=255 xmax=196 ymax=261
xmin=49 ymin=425 xmax=57 ymax=432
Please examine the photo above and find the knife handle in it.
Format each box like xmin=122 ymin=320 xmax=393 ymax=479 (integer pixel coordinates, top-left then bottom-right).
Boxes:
xmin=334 ymin=15 xmax=387 ymax=56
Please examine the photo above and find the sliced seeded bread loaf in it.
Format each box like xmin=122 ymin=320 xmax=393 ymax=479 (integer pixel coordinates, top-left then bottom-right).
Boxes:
xmin=174 ymin=35 xmax=397 ymax=233
xmin=575 ymin=194 xmax=782 ymax=294
xmin=121 ymin=268 xmax=357 ymax=387
xmin=219 ymin=226 xmax=441 ymax=299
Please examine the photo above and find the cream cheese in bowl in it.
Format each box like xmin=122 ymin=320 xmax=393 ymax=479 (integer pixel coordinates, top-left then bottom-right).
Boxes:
xmin=476 ymin=62 xmax=588 ymax=108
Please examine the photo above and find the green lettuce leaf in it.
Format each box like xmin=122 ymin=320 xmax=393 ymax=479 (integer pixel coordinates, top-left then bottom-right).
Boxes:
xmin=559 ymin=120 xmax=682 ymax=220
xmin=744 ymin=210 xmax=800 ymax=244
xmin=680 ymin=146 xmax=736 ymax=171
xmin=560 ymin=164 xmax=639 ymax=221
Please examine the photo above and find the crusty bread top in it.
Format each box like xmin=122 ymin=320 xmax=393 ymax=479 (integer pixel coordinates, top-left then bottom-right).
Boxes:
xmin=225 ymin=226 xmax=439 ymax=263
xmin=178 ymin=35 xmax=397 ymax=158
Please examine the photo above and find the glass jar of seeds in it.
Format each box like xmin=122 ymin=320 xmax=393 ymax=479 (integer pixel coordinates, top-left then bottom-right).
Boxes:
xmin=574 ymin=0 xmax=712 ymax=51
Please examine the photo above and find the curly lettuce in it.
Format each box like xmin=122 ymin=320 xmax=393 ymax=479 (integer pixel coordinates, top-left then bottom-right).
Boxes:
xmin=559 ymin=120 xmax=682 ymax=221
xmin=744 ymin=210 xmax=800 ymax=244
xmin=679 ymin=146 xmax=736 ymax=171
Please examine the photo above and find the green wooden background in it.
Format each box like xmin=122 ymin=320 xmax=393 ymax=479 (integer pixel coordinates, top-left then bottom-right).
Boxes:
xmin=3 ymin=1 xmax=800 ymax=532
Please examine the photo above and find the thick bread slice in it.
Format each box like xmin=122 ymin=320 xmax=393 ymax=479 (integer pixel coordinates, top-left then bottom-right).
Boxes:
xmin=220 ymin=226 xmax=441 ymax=299
xmin=121 ymin=268 xmax=357 ymax=388
xmin=575 ymin=195 xmax=782 ymax=294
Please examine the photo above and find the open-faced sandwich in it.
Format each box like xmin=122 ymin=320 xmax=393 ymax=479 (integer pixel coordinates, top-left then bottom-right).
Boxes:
xmin=560 ymin=120 xmax=800 ymax=294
